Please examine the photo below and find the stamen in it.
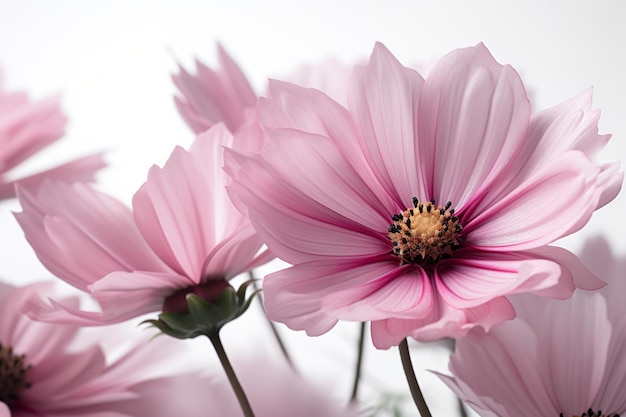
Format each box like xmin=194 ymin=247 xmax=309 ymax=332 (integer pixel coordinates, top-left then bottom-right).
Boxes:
xmin=0 ymin=343 xmax=32 ymax=405
xmin=564 ymin=408 xmax=619 ymax=417
xmin=387 ymin=198 xmax=462 ymax=265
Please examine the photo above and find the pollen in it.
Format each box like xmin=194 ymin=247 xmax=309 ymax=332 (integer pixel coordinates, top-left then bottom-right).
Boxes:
xmin=0 ymin=343 xmax=32 ymax=405
xmin=387 ymin=198 xmax=462 ymax=265
xmin=561 ymin=409 xmax=620 ymax=417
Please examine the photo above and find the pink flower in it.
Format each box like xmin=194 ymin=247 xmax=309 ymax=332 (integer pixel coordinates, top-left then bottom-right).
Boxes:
xmin=173 ymin=44 xmax=257 ymax=134
xmin=173 ymin=44 xmax=353 ymax=136
xmin=0 ymin=73 xmax=105 ymax=200
xmin=437 ymin=237 xmax=626 ymax=417
xmin=225 ymin=42 xmax=621 ymax=348
xmin=203 ymin=356 xmax=360 ymax=417
xmin=16 ymin=124 xmax=271 ymax=326
xmin=0 ymin=280 xmax=216 ymax=417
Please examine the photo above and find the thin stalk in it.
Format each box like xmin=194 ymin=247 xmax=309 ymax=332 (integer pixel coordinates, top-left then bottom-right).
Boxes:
xmin=349 ymin=321 xmax=366 ymax=403
xmin=208 ymin=332 xmax=255 ymax=417
xmin=399 ymin=339 xmax=432 ymax=417
xmin=249 ymin=272 xmax=295 ymax=369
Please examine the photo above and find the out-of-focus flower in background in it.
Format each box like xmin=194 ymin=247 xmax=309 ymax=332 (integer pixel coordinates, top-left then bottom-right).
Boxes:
xmin=0 ymin=280 xmax=215 ymax=417
xmin=0 ymin=73 xmax=105 ymax=200
xmin=226 ymin=41 xmax=621 ymax=349
xmin=15 ymin=124 xmax=271 ymax=327
xmin=438 ymin=237 xmax=626 ymax=417
xmin=203 ymin=355 xmax=361 ymax=417
xmin=173 ymin=44 xmax=257 ymax=135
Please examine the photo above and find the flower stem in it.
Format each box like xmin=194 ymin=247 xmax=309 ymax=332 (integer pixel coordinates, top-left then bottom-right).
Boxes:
xmin=250 ymin=272 xmax=295 ymax=370
xmin=208 ymin=332 xmax=255 ymax=417
xmin=349 ymin=321 xmax=366 ymax=403
xmin=399 ymin=339 xmax=432 ymax=417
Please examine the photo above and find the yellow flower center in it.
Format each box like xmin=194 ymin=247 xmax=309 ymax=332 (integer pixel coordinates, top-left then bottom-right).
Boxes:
xmin=387 ymin=198 xmax=462 ymax=265
xmin=0 ymin=343 xmax=32 ymax=405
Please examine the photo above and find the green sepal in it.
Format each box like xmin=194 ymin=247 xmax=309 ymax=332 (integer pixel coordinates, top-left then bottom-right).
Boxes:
xmin=143 ymin=278 xmax=261 ymax=340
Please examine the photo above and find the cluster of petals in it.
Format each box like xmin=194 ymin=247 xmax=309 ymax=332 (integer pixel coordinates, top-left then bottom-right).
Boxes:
xmin=0 ymin=280 xmax=215 ymax=417
xmin=16 ymin=124 xmax=270 ymax=326
xmin=204 ymin=356 xmax=360 ymax=417
xmin=0 ymin=73 xmax=105 ymax=200
xmin=438 ymin=237 xmax=626 ymax=417
xmin=225 ymin=41 xmax=622 ymax=348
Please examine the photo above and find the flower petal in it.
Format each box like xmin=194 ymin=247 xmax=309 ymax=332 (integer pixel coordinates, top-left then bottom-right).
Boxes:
xmin=226 ymin=146 xmax=389 ymax=264
xmin=348 ymin=42 xmax=427 ymax=204
xmin=464 ymin=151 xmax=601 ymax=250
xmin=15 ymin=182 xmax=168 ymax=291
xmin=133 ymin=125 xmax=241 ymax=281
xmin=263 ymin=258 xmax=396 ymax=335
xmin=417 ymin=43 xmax=529 ymax=210
xmin=321 ymin=264 xmax=434 ymax=321
xmin=258 ymin=79 xmax=387 ymax=194
xmin=434 ymin=247 xmax=592 ymax=309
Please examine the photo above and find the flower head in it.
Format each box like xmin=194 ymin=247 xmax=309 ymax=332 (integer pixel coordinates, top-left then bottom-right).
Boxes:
xmin=0 ymin=280 xmax=216 ymax=417
xmin=173 ymin=44 xmax=257 ymax=135
xmin=0 ymin=73 xmax=105 ymax=200
xmin=226 ymin=42 xmax=621 ymax=348
xmin=438 ymin=237 xmax=626 ymax=417
xmin=16 ymin=124 xmax=271 ymax=326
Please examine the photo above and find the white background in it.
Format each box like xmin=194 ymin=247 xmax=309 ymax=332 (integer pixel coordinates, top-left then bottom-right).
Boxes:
xmin=0 ymin=1 xmax=625 ymax=416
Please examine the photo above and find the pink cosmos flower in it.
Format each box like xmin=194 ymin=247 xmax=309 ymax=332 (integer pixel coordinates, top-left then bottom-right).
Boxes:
xmin=0 ymin=74 xmax=105 ymax=200
xmin=0 ymin=280 xmax=216 ymax=417
xmin=437 ymin=237 xmax=626 ymax=417
xmin=173 ymin=44 xmax=353 ymax=136
xmin=204 ymin=356 xmax=360 ymax=417
xmin=225 ymin=42 xmax=622 ymax=348
xmin=173 ymin=44 xmax=257 ymax=135
xmin=16 ymin=124 xmax=270 ymax=325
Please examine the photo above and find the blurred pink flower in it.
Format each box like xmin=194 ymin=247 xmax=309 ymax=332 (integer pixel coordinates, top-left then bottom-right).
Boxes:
xmin=204 ymin=356 xmax=360 ymax=417
xmin=173 ymin=44 xmax=353 ymax=136
xmin=16 ymin=124 xmax=271 ymax=326
xmin=0 ymin=280 xmax=216 ymax=417
xmin=0 ymin=74 xmax=105 ymax=200
xmin=226 ymin=42 xmax=621 ymax=348
xmin=173 ymin=44 xmax=257 ymax=135
xmin=438 ymin=237 xmax=626 ymax=417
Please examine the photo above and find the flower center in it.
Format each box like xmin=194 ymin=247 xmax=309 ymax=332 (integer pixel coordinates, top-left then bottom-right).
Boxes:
xmin=0 ymin=343 xmax=32 ymax=405
xmin=560 ymin=410 xmax=620 ymax=417
xmin=387 ymin=198 xmax=462 ymax=265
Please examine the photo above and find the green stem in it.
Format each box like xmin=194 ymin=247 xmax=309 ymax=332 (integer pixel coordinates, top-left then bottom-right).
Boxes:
xmin=349 ymin=321 xmax=366 ymax=403
xmin=399 ymin=339 xmax=432 ymax=417
xmin=250 ymin=272 xmax=295 ymax=370
xmin=208 ymin=332 xmax=255 ymax=417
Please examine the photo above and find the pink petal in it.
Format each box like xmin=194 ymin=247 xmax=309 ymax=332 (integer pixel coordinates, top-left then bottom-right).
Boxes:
xmin=348 ymin=42 xmax=427 ymax=205
xmin=0 ymin=94 xmax=66 ymax=172
xmin=226 ymin=148 xmax=389 ymax=264
xmin=172 ymin=45 xmax=256 ymax=133
xmin=258 ymin=80 xmax=387 ymax=191
xmin=133 ymin=126 xmax=240 ymax=281
xmin=371 ymin=296 xmax=515 ymax=347
xmin=15 ymin=182 xmax=169 ymax=291
xmin=201 ymin=224 xmax=265 ymax=280
xmin=0 ymin=153 xmax=106 ymax=199
xmin=435 ymin=248 xmax=583 ymax=309
xmin=263 ymin=258 xmax=396 ymax=335
xmin=538 ymin=294 xmax=611 ymax=413
xmin=464 ymin=152 xmax=601 ymax=250
xmin=259 ymin=127 xmax=393 ymax=230
xmin=321 ymin=265 xmax=435 ymax=320
xmin=473 ymin=88 xmax=621 ymax=213
xmin=417 ymin=43 xmax=530 ymax=210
